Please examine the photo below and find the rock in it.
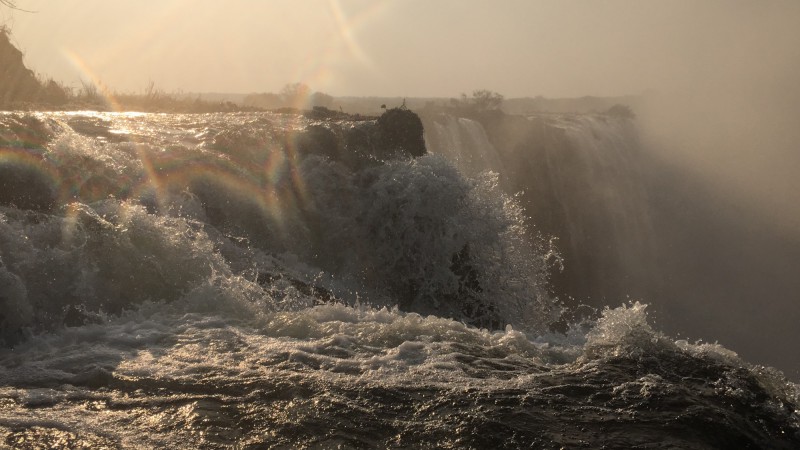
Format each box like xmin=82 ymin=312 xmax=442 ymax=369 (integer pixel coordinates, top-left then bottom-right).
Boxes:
xmin=0 ymin=115 xmax=58 ymax=211
xmin=0 ymin=29 xmax=41 ymax=106
xmin=293 ymin=125 xmax=340 ymax=160
xmin=256 ymin=272 xmax=339 ymax=305
xmin=0 ymin=267 xmax=31 ymax=346
xmin=376 ymin=107 xmax=427 ymax=157
xmin=0 ymin=154 xmax=58 ymax=212
xmin=0 ymin=29 xmax=68 ymax=107
xmin=450 ymin=244 xmax=503 ymax=329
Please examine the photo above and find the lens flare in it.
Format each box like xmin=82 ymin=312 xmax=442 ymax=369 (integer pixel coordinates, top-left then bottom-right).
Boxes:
xmin=287 ymin=0 xmax=390 ymax=100
xmin=61 ymin=50 xmax=124 ymax=112
xmin=130 ymin=136 xmax=310 ymax=233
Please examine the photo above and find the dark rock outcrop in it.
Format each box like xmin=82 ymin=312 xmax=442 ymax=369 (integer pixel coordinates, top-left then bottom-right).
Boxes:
xmin=288 ymin=108 xmax=427 ymax=167
xmin=0 ymin=157 xmax=58 ymax=211
xmin=0 ymin=28 xmax=69 ymax=108
xmin=0 ymin=115 xmax=58 ymax=211
xmin=377 ymin=107 xmax=426 ymax=158
xmin=0 ymin=28 xmax=41 ymax=106
xmin=293 ymin=125 xmax=340 ymax=160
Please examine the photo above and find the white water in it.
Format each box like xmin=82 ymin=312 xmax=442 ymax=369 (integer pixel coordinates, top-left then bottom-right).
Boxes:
xmin=0 ymin=111 xmax=798 ymax=448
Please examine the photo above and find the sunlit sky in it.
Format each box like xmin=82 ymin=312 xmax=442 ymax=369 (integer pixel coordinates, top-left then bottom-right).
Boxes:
xmin=3 ymin=0 xmax=799 ymax=98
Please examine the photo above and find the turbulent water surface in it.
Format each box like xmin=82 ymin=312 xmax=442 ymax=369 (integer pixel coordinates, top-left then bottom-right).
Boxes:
xmin=0 ymin=111 xmax=798 ymax=448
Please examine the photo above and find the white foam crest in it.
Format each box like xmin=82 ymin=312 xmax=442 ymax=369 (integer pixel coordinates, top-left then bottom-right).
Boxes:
xmin=46 ymin=129 xmax=146 ymax=199
xmin=579 ymin=302 xmax=800 ymax=406
xmin=0 ymin=300 xmax=557 ymax=391
xmin=583 ymin=301 xmax=670 ymax=358
xmin=0 ymin=199 xmax=258 ymax=339
xmin=114 ymin=306 xmax=547 ymax=384
xmin=299 ymin=154 xmax=558 ymax=331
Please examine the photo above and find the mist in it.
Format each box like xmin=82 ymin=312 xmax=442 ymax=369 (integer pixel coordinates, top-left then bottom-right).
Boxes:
xmin=638 ymin=84 xmax=800 ymax=236
xmin=634 ymin=1 xmax=799 ymax=226
xmin=4 ymin=1 xmax=797 ymax=98
xmin=627 ymin=2 xmax=800 ymax=377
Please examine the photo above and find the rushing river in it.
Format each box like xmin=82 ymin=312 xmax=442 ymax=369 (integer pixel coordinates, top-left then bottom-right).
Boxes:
xmin=0 ymin=111 xmax=797 ymax=448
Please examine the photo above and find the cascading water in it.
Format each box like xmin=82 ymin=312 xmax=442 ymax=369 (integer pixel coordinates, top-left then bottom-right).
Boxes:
xmin=423 ymin=113 xmax=506 ymax=177
xmin=424 ymin=112 xmax=658 ymax=307
xmin=423 ymin=109 xmax=800 ymax=379
xmin=0 ymin=111 xmax=798 ymax=448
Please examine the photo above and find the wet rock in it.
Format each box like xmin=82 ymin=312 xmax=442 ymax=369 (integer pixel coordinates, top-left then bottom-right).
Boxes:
xmin=294 ymin=125 xmax=340 ymax=160
xmin=257 ymin=272 xmax=339 ymax=305
xmin=0 ymin=156 xmax=58 ymax=212
xmin=377 ymin=107 xmax=426 ymax=157
xmin=450 ymin=244 xmax=503 ymax=329
xmin=0 ymin=267 xmax=30 ymax=346
xmin=0 ymin=116 xmax=58 ymax=211
xmin=62 ymin=304 xmax=102 ymax=328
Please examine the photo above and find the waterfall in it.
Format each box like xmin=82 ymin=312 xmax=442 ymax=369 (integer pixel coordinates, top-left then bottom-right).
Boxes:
xmin=422 ymin=112 xmax=657 ymax=307
xmin=423 ymin=113 xmax=506 ymax=177
xmin=420 ymin=109 xmax=800 ymax=378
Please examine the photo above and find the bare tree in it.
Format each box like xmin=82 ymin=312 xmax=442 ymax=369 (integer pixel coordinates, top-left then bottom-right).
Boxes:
xmin=470 ymin=89 xmax=504 ymax=111
xmin=0 ymin=1 xmax=21 ymax=10
xmin=279 ymin=82 xmax=311 ymax=107
xmin=1 ymin=1 xmax=33 ymax=13
xmin=450 ymin=89 xmax=504 ymax=113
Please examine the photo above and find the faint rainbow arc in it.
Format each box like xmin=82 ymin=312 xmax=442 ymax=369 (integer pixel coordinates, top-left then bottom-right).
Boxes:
xmin=61 ymin=49 xmax=124 ymax=112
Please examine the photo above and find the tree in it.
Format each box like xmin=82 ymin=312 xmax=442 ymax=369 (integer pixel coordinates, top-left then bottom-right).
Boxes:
xmin=470 ymin=89 xmax=504 ymax=111
xmin=0 ymin=1 xmax=32 ymax=12
xmin=279 ymin=82 xmax=310 ymax=108
xmin=450 ymin=89 xmax=504 ymax=113
xmin=310 ymin=91 xmax=334 ymax=108
xmin=243 ymin=92 xmax=281 ymax=109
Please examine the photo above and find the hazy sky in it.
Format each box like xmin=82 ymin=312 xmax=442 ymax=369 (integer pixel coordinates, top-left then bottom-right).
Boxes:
xmin=4 ymin=0 xmax=799 ymax=98
xmin=4 ymin=0 xmax=800 ymax=231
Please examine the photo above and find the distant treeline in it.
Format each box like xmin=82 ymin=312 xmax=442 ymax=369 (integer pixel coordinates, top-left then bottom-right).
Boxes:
xmin=2 ymin=27 xmax=638 ymax=115
xmin=503 ymin=95 xmax=643 ymax=115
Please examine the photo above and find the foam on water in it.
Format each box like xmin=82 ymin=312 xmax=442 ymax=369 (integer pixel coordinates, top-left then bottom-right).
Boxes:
xmin=0 ymin=290 xmax=765 ymax=391
xmin=1 ymin=295 xmax=797 ymax=447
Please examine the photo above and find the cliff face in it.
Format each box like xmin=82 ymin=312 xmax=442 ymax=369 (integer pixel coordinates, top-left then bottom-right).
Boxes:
xmin=0 ymin=28 xmax=42 ymax=106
